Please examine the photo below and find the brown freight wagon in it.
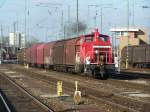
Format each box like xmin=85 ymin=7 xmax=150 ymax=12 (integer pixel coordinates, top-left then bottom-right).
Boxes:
xmin=37 ymin=44 xmax=45 ymax=67
xmin=133 ymin=46 xmax=146 ymax=64
xmin=43 ymin=42 xmax=56 ymax=68
xmin=53 ymin=40 xmax=65 ymax=71
xmin=121 ymin=45 xmax=150 ymax=68
xmin=30 ymin=43 xmax=43 ymax=66
xmin=53 ymin=37 xmax=80 ymax=71
xmin=121 ymin=46 xmax=133 ymax=66
xmin=146 ymin=46 xmax=150 ymax=64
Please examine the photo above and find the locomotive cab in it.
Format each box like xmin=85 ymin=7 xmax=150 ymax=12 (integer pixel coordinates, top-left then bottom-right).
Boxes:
xmin=79 ymin=29 xmax=115 ymax=79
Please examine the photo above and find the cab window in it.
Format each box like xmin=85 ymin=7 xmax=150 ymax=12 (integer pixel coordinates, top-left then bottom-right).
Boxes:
xmin=99 ymin=35 xmax=108 ymax=42
xmin=84 ymin=36 xmax=93 ymax=42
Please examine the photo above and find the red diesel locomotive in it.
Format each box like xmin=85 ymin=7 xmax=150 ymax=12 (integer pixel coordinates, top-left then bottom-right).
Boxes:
xmin=19 ymin=29 xmax=115 ymax=79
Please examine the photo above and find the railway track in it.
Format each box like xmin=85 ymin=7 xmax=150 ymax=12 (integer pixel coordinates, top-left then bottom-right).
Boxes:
xmin=4 ymin=64 xmax=150 ymax=112
xmin=119 ymin=71 xmax=150 ymax=79
xmin=0 ymin=72 xmax=54 ymax=112
xmin=0 ymin=91 xmax=11 ymax=112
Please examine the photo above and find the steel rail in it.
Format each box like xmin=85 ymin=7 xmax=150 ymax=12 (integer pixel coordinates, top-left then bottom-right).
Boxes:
xmin=30 ymin=71 xmax=141 ymax=112
xmin=0 ymin=93 xmax=11 ymax=112
xmin=88 ymin=94 xmax=140 ymax=112
xmin=11 ymin=66 xmax=144 ymax=112
xmin=3 ymin=65 xmax=150 ymax=112
xmin=120 ymin=71 xmax=150 ymax=79
xmin=0 ymin=73 xmax=54 ymax=112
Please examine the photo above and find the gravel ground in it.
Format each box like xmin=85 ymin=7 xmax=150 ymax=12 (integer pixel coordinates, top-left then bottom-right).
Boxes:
xmin=0 ymin=65 xmax=105 ymax=112
xmin=0 ymin=72 xmax=51 ymax=112
xmin=1 ymin=64 xmax=150 ymax=112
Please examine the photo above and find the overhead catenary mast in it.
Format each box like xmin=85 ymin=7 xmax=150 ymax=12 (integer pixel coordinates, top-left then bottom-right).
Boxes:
xmin=0 ymin=24 xmax=3 ymax=62
xmin=24 ymin=0 xmax=27 ymax=66
xmin=76 ymin=0 xmax=79 ymax=35
xmin=25 ymin=0 xmax=27 ymax=48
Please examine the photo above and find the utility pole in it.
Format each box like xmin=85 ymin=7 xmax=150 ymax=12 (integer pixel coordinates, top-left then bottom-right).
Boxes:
xmin=61 ymin=11 xmax=64 ymax=38
xmin=76 ymin=0 xmax=79 ymax=35
xmin=67 ymin=5 xmax=70 ymax=36
xmin=64 ymin=25 xmax=66 ymax=39
xmin=126 ymin=0 xmax=129 ymax=69
xmin=94 ymin=8 xmax=98 ymax=28
xmin=68 ymin=5 xmax=71 ymax=24
xmin=0 ymin=24 xmax=3 ymax=44
xmin=132 ymin=0 xmax=135 ymax=27
xmin=25 ymin=0 xmax=27 ymax=48
xmin=24 ymin=0 xmax=27 ymax=66
xmin=0 ymin=24 xmax=3 ymax=62
xmin=13 ymin=22 xmax=16 ymax=54
xmin=100 ymin=7 xmax=103 ymax=33
xmin=88 ymin=4 xmax=112 ymax=33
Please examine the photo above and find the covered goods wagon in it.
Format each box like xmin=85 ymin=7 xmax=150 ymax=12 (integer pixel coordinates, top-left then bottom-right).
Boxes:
xmin=37 ymin=44 xmax=45 ymax=67
xmin=43 ymin=42 xmax=56 ymax=68
xmin=30 ymin=43 xmax=43 ymax=66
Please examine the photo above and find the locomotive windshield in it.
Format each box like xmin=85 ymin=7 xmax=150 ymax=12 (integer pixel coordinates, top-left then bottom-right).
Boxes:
xmin=84 ymin=34 xmax=108 ymax=42
xmin=99 ymin=35 xmax=108 ymax=42
xmin=84 ymin=34 xmax=94 ymax=42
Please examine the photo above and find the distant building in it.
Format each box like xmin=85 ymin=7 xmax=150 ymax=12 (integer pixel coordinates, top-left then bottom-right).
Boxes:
xmin=18 ymin=33 xmax=25 ymax=48
xmin=110 ymin=27 xmax=148 ymax=52
xmin=9 ymin=33 xmax=16 ymax=46
xmin=9 ymin=32 xmax=25 ymax=48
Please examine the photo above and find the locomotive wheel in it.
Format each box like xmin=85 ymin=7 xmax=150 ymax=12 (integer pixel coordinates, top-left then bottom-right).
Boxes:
xmin=99 ymin=68 xmax=109 ymax=80
xmin=99 ymin=66 xmax=105 ymax=79
xmin=100 ymin=73 xmax=109 ymax=80
xmin=92 ymin=70 xmax=98 ymax=78
xmin=100 ymin=70 xmax=105 ymax=79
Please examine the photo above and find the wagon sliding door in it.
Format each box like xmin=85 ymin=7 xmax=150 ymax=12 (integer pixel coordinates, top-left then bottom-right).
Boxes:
xmin=53 ymin=41 xmax=65 ymax=65
xmin=65 ymin=38 xmax=79 ymax=67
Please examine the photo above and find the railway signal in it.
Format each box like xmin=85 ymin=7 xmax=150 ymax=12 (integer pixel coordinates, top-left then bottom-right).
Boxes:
xmin=57 ymin=81 xmax=63 ymax=97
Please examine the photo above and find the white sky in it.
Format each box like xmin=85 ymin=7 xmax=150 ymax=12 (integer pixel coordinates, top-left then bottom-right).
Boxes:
xmin=0 ymin=0 xmax=150 ymax=42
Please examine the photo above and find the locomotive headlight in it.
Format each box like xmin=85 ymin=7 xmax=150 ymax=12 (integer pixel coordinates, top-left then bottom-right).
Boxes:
xmin=95 ymin=50 xmax=98 ymax=54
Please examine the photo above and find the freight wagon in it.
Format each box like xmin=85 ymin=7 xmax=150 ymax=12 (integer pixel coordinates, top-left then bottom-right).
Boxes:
xmin=121 ymin=45 xmax=150 ymax=68
xmin=37 ymin=44 xmax=45 ymax=67
xmin=44 ymin=42 xmax=56 ymax=69
xmin=18 ymin=29 xmax=115 ymax=79
xmin=27 ymin=43 xmax=43 ymax=66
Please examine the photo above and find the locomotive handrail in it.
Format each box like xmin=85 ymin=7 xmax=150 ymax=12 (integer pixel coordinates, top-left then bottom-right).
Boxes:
xmin=84 ymin=50 xmax=111 ymax=63
xmin=83 ymin=49 xmax=111 ymax=73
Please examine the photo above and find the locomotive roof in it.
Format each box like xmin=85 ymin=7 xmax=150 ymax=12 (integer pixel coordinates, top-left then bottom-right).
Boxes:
xmin=55 ymin=33 xmax=109 ymax=42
